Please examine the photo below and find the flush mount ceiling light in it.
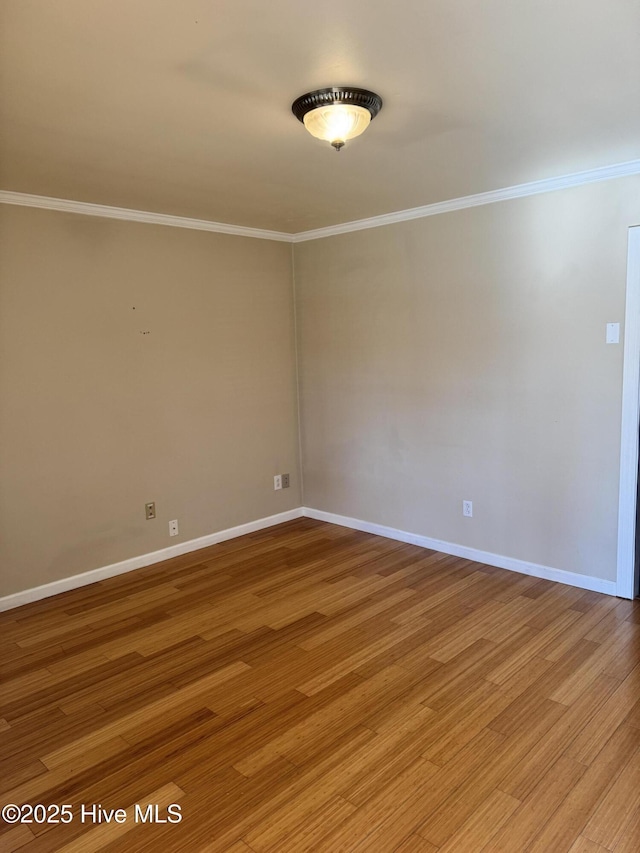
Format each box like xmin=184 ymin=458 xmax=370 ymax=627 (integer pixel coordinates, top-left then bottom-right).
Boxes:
xmin=292 ymin=87 xmax=383 ymax=151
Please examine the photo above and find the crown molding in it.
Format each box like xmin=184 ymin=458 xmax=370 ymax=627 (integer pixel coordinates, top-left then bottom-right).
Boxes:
xmin=2 ymin=157 xmax=640 ymax=244
xmin=0 ymin=191 xmax=294 ymax=242
xmin=292 ymin=158 xmax=640 ymax=242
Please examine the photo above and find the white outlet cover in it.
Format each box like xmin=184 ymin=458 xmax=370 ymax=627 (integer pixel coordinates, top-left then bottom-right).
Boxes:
xmin=606 ymin=322 xmax=620 ymax=344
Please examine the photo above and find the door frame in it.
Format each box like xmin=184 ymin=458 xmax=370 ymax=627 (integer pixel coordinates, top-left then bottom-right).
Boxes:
xmin=616 ymin=225 xmax=640 ymax=598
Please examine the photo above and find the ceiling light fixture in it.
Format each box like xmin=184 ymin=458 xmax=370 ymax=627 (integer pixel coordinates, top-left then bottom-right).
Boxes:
xmin=292 ymin=87 xmax=383 ymax=152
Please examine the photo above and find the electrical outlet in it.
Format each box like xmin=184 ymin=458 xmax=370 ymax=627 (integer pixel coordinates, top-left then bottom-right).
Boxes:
xmin=463 ymin=500 xmax=473 ymax=518
xmin=282 ymin=473 xmax=290 ymax=489
xmin=145 ymin=502 xmax=156 ymax=520
xmin=169 ymin=519 xmax=179 ymax=536
xmin=274 ymin=474 xmax=282 ymax=491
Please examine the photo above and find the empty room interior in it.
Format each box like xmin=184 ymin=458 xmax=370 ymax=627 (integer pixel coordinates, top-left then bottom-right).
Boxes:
xmin=2 ymin=1 xmax=640 ymax=851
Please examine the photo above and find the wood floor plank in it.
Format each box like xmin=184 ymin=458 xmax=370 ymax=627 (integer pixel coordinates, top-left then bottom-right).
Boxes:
xmin=297 ymin=588 xmax=415 ymax=650
xmin=2 ymin=518 xmax=640 ymax=852
xmin=580 ymin=740 xmax=640 ymax=848
xmin=334 ymin=706 xmax=441 ymax=807
xmin=567 ymin=663 xmax=640 ymax=764
xmin=567 ymin=837 xmax=612 ymax=853
xmin=611 ymin=806 xmax=640 ymax=852
xmin=551 ymin=620 xmax=640 ymax=706
xmin=393 ymin=835 xmax=440 ymax=853
xmin=0 ymin=824 xmax=36 ymax=851
xmin=249 ymin=793 xmax=357 ymax=852
xmin=437 ymin=788 xmax=520 ymax=852
xmin=525 ymin=724 xmax=640 ymax=853
xmin=40 ymin=661 xmax=250 ymax=770
xmin=498 ymin=674 xmax=621 ymax=801
xmin=484 ymin=754 xmax=587 ymax=851
xmin=316 ymin=757 xmax=440 ymax=852
xmin=486 ymin=609 xmax=582 ymax=685
xmin=540 ymin=595 xmax=620 ymax=662
xmin=413 ymin=700 xmax=565 ymax=846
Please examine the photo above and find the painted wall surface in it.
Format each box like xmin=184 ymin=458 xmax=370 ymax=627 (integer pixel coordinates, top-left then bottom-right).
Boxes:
xmin=0 ymin=205 xmax=300 ymax=596
xmin=294 ymin=178 xmax=640 ymax=582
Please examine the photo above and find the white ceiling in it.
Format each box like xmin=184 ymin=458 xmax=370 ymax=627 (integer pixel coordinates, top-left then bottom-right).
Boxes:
xmin=1 ymin=0 xmax=639 ymax=233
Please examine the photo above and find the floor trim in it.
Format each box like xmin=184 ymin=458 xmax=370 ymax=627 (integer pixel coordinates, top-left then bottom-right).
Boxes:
xmin=303 ymin=507 xmax=618 ymax=597
xmin=1 ymin=505 xmax=619 ymax=612
xmin=0 ymin=509 xmax=304 ymax=612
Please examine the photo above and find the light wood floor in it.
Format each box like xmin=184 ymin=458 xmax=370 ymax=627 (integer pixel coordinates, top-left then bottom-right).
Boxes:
xmin=1 ymin=518 xmax=640 ymax=852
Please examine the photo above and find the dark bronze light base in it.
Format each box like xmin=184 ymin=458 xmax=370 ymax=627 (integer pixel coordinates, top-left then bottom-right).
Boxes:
xmin=291 ymin=87 xmax=383 ymax=124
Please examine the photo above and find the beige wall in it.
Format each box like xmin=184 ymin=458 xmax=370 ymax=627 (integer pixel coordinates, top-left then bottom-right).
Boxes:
xmin=2 ymin=176 xmax=639 ymax=599
xmin=0 ymin=205 xmax=300 ymax=597
xmin=294 ymin=178 xmax=640 ymax=582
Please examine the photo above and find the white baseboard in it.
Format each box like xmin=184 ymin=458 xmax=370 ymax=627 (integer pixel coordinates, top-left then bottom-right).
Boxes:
xmin=303 ymin=507 xmax=618 ymax=597
xmin=0 ymin=508 xmax=304 ymax=612
xmin=0 ymin=504 xmax=618 ymax=612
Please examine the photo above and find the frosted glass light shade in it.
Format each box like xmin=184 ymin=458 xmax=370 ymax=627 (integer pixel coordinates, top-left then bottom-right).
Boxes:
xmin=303 ymin=104 xmax=371 ymax=148
xmin=292 ymin=88 xmax=383 ymax=151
